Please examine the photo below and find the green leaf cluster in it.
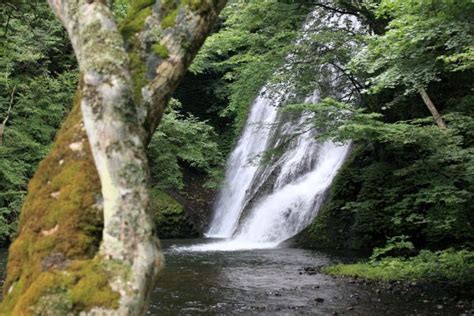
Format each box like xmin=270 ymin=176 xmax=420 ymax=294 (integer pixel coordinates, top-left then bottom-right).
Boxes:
xmin=352 ymin=0 xmax=474 ymax=93
xmin=148 ymin=99 xmax=224 ymax=191
xmin=190 ymin=0 xmax=310 ymax=133
xmin=324 ymin=248 xmax=474 ymax=285
xmin=0 ymin=2 xmax=77 ymax=243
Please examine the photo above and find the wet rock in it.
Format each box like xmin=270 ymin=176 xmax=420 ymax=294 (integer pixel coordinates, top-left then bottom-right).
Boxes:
xmin=302 ymin=265 xmax=323 ymax=275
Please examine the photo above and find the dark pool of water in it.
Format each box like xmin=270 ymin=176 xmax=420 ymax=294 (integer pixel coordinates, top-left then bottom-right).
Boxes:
xmin=0 ymin=240 xmax=471 ymax=314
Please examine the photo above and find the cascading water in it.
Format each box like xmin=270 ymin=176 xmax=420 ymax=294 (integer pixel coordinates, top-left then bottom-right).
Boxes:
xmin=181 ymin=9 xmax=355 ymax=252
xmin=205 ymin=89 xmax=279 ymax=238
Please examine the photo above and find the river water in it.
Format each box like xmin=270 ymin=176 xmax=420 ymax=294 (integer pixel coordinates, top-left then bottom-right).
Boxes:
xmin=145 ymin=239 xmax=467 ymax=315
xmin=0 ymin=240 xmax=469 ymax=314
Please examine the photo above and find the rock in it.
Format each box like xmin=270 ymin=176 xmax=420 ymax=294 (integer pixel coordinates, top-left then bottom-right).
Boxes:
xmin=302 ymin=266 xmax=323 ymax=275
xmin=41 ymin=252 xmax=69 ymax=271
xmin=347 ymin=306 xmax=354 ymax=311
xmin=436 ymin=304 xmax=443 ymax=310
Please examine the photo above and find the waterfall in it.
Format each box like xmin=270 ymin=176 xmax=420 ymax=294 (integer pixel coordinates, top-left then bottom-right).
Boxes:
xmin=205 ymin=90 xmax=279 ymax=238
xmin=181 ymin=9 xmax=355 ymax=252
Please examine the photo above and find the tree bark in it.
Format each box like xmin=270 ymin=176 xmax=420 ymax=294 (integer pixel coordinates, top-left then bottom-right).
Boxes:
xmin=0 ymin=124 xmax=4 ymax=146
xmin=0 ymin=0 xmax=226 ymax=314
xmin=0 ymin=86 xmax=15 ymax=146
xmin=418 ymin=88 xmax=447 ymax=129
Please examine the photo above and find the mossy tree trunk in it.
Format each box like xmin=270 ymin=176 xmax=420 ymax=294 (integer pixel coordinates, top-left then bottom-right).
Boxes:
xmin=0 ymin=0 xmax=226 ymax=314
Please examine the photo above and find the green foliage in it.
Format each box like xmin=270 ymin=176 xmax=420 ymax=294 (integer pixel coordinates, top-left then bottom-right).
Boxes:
xmin=295 ymin=0 xmax=474 ymax=258
xmin=370 ymin=235 xmax=415 ymax=261
xmin=324 ymin=249 xmax=474 ymax=285
xmin=0 ymin=2 xmax=77 ymax=244
xmin=190 ymin=0 xmax=310 ymax=133
xmin=0 ymin=1 xmax=224 ymax=244
xmin=148 ymin=99 xmax=223 ymax=191
xmin=282 ymin=8 xmax=365 ymax=99
xmin=352 ymin=0 xmax=474 ymax=94
xmin=296 ymin=100 xmax=474 ymax=249
xmin=152 ymin=43 xmax=169 ymax=59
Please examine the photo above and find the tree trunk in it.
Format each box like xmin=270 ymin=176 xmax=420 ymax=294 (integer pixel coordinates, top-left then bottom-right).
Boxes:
xmin=0 ymin=0 xmax=226 ymax=314
xmin=0 ymin=86 xmax=15 ymax=146
xmin=419 ymin=88 xmax=447 ymax=129
xmin=0 ymin=124 xmax=4 ymax=146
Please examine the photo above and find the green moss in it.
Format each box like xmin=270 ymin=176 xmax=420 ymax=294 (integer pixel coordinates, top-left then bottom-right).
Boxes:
xmin=182 ymin=0 xmax=211 ymax=12
xmin=119 ymin=1 xmax=156 ymax=104
xmin=152 ymin=43 xmax=170 ymax=59
xmin=0 ymin=86 xmax=107 ymax=314
xmin=69 ymin=260 xmax=121 ymax=310
xmin=120 ymin=0 xmax=155 ymax=41
xmin=152 ymin=189 xmax=184 ymax=217
xmin=161 ymin=7 xmax=178 ymax=29
xmin=323 ymin=249 xmax=474 ymax=285
xmin=151 ymin=189 xmax=198 ymax=238
xmin=128 ymin=48 xmax=147 ymax=103
xmin=9 ymin=259 xmax=120 ymax=314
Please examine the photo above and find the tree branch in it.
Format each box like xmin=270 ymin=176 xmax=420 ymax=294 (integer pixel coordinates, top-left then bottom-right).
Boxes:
xmin=419 ymin=88 xmax=446 ymax=129
xmin=0 ymin=86 xmax=16 ymax=146
xmin=138 ymin=1 xmax=228 ymax=143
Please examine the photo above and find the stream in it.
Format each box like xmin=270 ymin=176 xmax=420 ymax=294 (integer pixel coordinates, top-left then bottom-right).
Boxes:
xmin=0 ymin=239 xmax=471 ymax=314
xmin=146 ymin=239 xmax=469 ymax=315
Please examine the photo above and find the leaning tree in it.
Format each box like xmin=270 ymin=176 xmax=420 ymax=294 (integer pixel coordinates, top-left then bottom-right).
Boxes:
xmin=0 ymin=0 xmax=226 ymax=314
